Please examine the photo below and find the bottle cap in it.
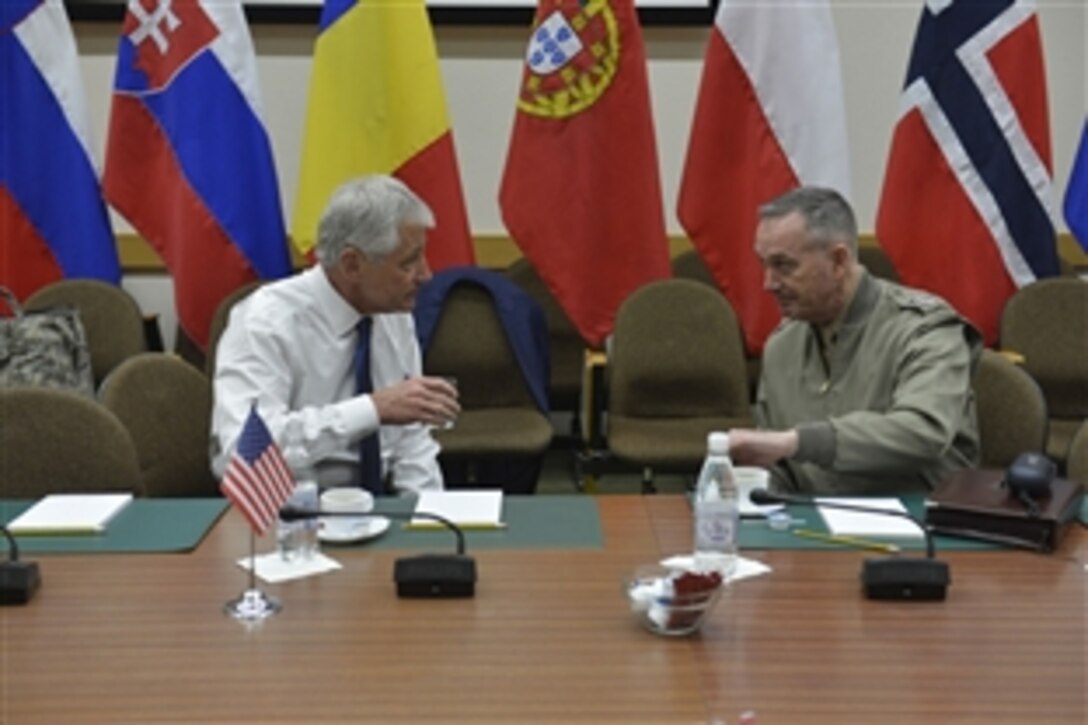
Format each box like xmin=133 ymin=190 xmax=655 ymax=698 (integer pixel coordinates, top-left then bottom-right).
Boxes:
xmin=707 ymin=431 xmax=729 ymax=455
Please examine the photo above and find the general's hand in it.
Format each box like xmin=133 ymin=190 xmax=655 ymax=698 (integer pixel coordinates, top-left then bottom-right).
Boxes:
xmin=729 ymin=428 xmax=799 ymax=468
xmin=370 ymin=376 xmax=460 ymax=427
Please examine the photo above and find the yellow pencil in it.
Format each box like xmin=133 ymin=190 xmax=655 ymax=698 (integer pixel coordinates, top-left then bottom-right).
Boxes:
xmin=403 ymin=522 xmax=508 ymax=531
xmin=792 ymin=528 xmax=900 ymax=554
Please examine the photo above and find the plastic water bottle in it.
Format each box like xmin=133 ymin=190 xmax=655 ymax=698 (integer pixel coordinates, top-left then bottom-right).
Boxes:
xmin=279 ymin=419 xmax=320 ymax=562
xmin=693 ymin=431 xmax=739 ymax=576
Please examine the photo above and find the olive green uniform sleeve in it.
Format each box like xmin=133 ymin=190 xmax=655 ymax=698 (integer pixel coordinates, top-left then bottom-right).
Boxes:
xmin=756 ymin=274 xmax=980 ymax=494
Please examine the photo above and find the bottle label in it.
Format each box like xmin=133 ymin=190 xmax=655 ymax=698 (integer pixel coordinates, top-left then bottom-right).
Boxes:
xmin=694 ymin=500 xmax=737 ymax=551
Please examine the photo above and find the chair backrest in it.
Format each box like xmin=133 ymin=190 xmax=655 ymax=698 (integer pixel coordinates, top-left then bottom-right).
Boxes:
xmin=204 ymin=280 xmax=264 ymax=377
xmin=0 ymin=387 xmax=144 ymax=498
xmin=999 ymin=277 xmax=1088 ymax=419
xmin=506 ymin=258 xmax=585 ymax=410
xmin=670 ymin=250 xmax=763 ymax=401
xmin=99 ymin=353 xmax=219 ymax=497
xmin=24 ymin=279 xmax=147 ymax=386
xmin=670 ymin=249 xmax=718 ymax=289
xmin=609 ymin=279 xmax=750 ymax=419
xmin=424 ymin=284 xmax=538 ymax=410
xmin=972 ymin=349 xmax=1048 ymax=469
xmin=1065 ymin=421 xmax=1088 ymax=487
xmin=858 ymin=245 xmax=900 ymax=282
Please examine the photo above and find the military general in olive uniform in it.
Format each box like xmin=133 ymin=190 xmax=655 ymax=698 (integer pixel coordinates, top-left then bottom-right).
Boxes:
xmin=729 ymin=187 xmax=981 ymax=494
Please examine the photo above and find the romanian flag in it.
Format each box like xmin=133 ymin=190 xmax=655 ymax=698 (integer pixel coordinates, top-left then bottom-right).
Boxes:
xmin=499 ymin=0 xmax=670 ymax=348
xmin=1 ymin=0 xmax=120 ymax=304
xmin=292 ymin=0 xmax=474 ymax=269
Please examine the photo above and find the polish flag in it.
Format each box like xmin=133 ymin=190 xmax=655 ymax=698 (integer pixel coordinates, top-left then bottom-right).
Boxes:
xmin=677 ymin=0 xmax=851 ymax=354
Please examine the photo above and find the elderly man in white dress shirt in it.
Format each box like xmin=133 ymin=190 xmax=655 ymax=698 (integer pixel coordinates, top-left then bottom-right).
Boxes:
xmin=210 ymin=175 xmax=459 ymax=494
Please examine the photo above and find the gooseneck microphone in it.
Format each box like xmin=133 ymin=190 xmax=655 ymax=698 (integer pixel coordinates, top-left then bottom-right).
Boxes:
xmin=279 ymin=506 xmax=476 ymax=598
xmin=749 ymin=488 xmax=950 ymax=601
xmin=0 ymin=524 xmax=41 ymax=605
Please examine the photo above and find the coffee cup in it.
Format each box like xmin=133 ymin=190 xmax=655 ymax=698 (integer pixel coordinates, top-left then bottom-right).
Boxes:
xmin=320 ymin=487 xmax=374 ymax=538
xmin=733 ymin=466 xmax=770 ymax=512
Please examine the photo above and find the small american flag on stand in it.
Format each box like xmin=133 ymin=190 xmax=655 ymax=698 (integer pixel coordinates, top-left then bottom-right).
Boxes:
xmin=220 ymin=406 xmax=295 ymax=535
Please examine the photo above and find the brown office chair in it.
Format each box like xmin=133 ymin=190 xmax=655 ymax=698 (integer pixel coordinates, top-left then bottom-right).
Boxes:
xmin=1064 ymin=420 xmax=1088 ymax=486
xmin=972 ymin=349 xmax=1048 ymax=469
xmin=670 ymin=249 xmax=718 ymax=289
xmin=25 ymin=279 xmax=147 ymax=387
xmin=422 ymin=282 xmax=553 ymax=494
xmin=99 ymin=353 xmax=219 ymax=497
xmin=506 ymin=258 xmax=585 ymax=417
xmin=204 ymin=280 xmax=263 ymax=377
xmin=999 ymin=277 xmax=1088 ymax=464
xmin=607 ymin=279 xmax=753 ymax=488
xmin=671 ymin=249 xmax=760 ymax=401
xmin=858 ymin=244 xmax=900 ymax=283
xmin=0 ymin=387 xmax=144 ymax=498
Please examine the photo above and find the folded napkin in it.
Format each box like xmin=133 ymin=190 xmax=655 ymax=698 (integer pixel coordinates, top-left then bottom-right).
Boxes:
xmin=237 ymin=552 xmax=342 ymax=583
xmin=659 ymin=554 xmax=772 ymax=583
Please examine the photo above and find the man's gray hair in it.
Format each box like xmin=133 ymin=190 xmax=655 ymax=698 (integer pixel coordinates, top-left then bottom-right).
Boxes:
xmin=758 ymin=186 xmax=858 ymax=256
xmin=314 ymin=175 xmax=435 ymax=266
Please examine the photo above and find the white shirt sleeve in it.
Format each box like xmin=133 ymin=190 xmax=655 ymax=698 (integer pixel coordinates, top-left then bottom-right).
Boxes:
xmin=209 ymin=272 xmax=443 ymax=493
xmin=210 ymin=303 xmax=379 ymax=479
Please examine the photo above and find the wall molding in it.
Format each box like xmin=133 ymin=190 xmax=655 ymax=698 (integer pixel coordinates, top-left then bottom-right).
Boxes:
xmin=117 ymin=232 xmax=1087 ymax=274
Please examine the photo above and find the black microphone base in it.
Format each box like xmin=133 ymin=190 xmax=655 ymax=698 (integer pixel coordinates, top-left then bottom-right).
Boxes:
xmin=394 ymin=554 xmax=476 ymax=598
xmin=862 ymin=558 xmax=949 ymax=601
xmin=0 ymin=561 xmax=41 ymax=605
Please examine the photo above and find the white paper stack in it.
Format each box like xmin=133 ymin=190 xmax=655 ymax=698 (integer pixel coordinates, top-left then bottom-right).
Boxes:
xmin=8 ymin=493 xmax=134 ymax=535
xmin=411 ymin=490 xmax=504 ymax=528
xmin=815 ymin=497 xmax=923 ymax=538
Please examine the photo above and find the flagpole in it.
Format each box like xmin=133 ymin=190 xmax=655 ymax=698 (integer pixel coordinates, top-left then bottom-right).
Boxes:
xmin=221 ymin=403 xmax=291 ymax=621
xmin=224 ymin=529 xmax=282 ymax=622
xmin=247 ymin=529 xmax=258 ymax=592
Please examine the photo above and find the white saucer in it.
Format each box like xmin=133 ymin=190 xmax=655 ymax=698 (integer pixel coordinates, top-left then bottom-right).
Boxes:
xmin=740 ymin=498 xmax=785 ymax=518
xmin=318 ymin=516 xmax=390 ymax=544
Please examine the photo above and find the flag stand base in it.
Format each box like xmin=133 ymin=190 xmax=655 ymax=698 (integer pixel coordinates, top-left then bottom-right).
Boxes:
xmin=224 ymin=529 xmax=280 ymax=621
xmin=224 ymin=587 xmax=281 ymax=621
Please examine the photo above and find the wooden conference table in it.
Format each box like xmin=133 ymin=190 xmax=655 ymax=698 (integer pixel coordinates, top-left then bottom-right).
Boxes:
xmin=1 ymin=496 xmax=1084 ymax=723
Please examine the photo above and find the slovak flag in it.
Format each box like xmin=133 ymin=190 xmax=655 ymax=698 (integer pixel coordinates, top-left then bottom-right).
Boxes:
xmin=876 ymin=0 xmax=1060 ymax=344
xmin=104 ymin=0 xmax=291 ymax=349
xmin=1 ymin=0 xmax=120 ymax=304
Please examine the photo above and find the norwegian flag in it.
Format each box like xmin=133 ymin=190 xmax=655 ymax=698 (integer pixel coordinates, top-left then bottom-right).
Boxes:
xmin=876 ymin=0 xmax=1060 ymax=344
xmin=220 ymin=406 xmax=295 ymax=535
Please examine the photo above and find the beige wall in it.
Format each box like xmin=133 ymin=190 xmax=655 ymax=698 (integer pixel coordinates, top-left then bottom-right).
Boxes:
xmin=74 ymin=0 xmax=1086 ymax=236
xmin=70 ymin=2 xmax=1086 ymax=348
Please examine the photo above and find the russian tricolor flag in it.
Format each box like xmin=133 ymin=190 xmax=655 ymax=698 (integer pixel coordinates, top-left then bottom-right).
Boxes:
xmin=1 ymin=0 xmax=120 ymax=304
xmin=104 ymin=0 xmax=291 ymax=349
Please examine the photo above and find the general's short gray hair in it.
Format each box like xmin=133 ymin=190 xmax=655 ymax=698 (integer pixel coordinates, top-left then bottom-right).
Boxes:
xmin=314 ymin=175 xmax=435 ymax=266
xmin=758 ymin=186 xmax=858 ymax=257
